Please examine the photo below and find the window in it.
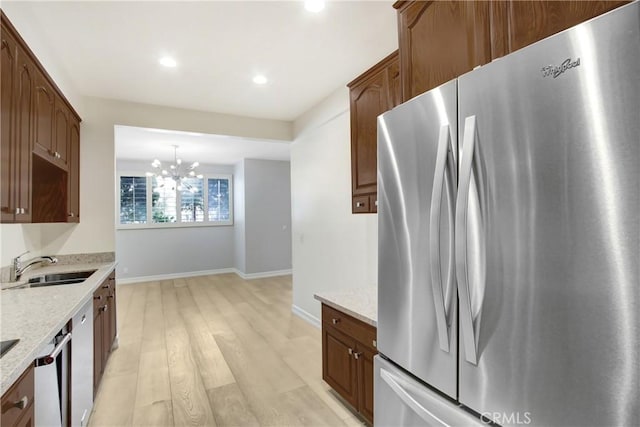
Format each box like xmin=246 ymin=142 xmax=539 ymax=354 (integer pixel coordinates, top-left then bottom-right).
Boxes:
xmin=119 ymin=176 xmax=147 ymax=224
xmin=117 ymin=174 xmax=232 ymax=228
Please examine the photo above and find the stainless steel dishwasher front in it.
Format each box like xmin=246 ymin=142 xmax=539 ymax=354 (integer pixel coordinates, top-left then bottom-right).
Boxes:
xmin=72 ymin=299 xmax=93 ymax=426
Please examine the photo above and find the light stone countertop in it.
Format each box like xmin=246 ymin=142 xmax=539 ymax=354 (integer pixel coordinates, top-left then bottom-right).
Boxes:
xmin=0 ymin=261 xmax=116 ymax=395
xmin=314 ymin=287 xmax=377 ymax=327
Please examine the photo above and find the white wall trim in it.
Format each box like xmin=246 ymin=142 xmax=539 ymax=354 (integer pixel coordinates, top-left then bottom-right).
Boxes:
xmin=292 ymin=304 xmax=321 ymax=329
xmin=117 ymin=268 xmax=235 ymax=284
xmin=233 ymin=268 xmax=292 ymax=280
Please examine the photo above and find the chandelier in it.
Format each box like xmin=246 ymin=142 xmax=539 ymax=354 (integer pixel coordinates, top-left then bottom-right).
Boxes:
xmin=146 ymin=145 xmax=203 ymax=190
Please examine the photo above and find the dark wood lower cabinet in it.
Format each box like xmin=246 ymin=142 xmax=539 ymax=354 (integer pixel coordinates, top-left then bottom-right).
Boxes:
xmin=321 ymin=303 xmax=377 ymax=424
xmin=0 ymin=365 xmax=34 ymax=427
xmin=93 ymin=270 xmax=117 ymax=396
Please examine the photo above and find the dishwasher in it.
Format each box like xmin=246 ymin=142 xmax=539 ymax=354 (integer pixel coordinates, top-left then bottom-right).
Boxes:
xmin=34 ymin=299 xmax=93 ymax=427
xmin=35 ymin=326 xmax=70 ymax=427
xmin=71 ymin=300 xmax=93 ymax=427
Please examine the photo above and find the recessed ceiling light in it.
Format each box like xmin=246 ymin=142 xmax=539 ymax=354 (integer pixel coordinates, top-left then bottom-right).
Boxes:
xmin=159 ymin=56 xmax=177 ymax=68
xmin=305 ymin=0 xmax=325 ymax=13
xmin=253 ymin=75 xmax=268 ymax=85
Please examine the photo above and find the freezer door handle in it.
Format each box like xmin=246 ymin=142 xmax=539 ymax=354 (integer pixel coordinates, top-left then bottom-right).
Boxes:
xmin=456 ymin=115 xmax=479 ymax=365
xmin=429 ymin=124 xmax=456 ymax=353
xmin=380 ymin=368 xmax=446 ymax=424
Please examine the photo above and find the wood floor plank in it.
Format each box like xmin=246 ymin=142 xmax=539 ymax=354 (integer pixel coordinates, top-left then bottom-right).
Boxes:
xmin=176 ymin=286 xmax=236 ymax=390
xmin=132 ymin=400 xmax=174 ymax=426
xmin=163 ymin=280 xmax=217 ymax=426
xmin=90 ymin=372 xmax=137 ymax=426
xmin=207 ymin=383 xmax=260 ymax=427
xmin=134 ymin=350 xmax=171 ymax=408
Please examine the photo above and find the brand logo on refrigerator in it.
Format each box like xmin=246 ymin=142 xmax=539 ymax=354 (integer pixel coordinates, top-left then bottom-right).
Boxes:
xmin=541 ymin=58 xmax=581 ymax=78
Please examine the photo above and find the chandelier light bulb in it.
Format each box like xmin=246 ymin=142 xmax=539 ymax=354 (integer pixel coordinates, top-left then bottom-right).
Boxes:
xmin=161 ymin=170 xmax=168 ymax=175
xmin=176 ymin=158 xmax=182 ymax=165
xmin=197 ymin=174 xmax=204 ymax=179
xmin=191 ymin=162 xmax=199 ymax=168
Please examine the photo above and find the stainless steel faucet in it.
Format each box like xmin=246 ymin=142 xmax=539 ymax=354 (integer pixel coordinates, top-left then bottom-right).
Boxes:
xmin=10 ymin=251 xmax=58 ymax=282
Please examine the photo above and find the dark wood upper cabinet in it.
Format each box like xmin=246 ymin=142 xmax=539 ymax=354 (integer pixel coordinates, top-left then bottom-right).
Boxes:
xmin=1 ymin=22 xmax=34 ymax=223
xmin=347 ymin=51 xmax=399 ymax=214
xmin=53 ymin=95 xmax=70 ymax=168
xmin=33 ymin=73 xmax=55 ymax=161
xmin=394 ymin=0 xmax=491 ymax=102
xmin=1 ymin=10 xmax=81 ymax=224
xmin=1 ymin=25 xmax=17 ymax=223
xmin=67 ymin=116 xmax=80 ymax=221
xmin=490 ymin=1 xmax=629 ymax=59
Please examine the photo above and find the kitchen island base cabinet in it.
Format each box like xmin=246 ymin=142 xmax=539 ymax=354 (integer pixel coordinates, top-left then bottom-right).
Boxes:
xmin=0 ymin=365 xmax=34 ymax=427
xmin=321 ymin=303 xmax=376 ymax=424
xmin=93 ymin=270 xmax=117 ymax=396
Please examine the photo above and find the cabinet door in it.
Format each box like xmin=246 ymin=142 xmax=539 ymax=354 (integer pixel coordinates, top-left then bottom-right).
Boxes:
xmin=67 ymin=116 xmax=80 ymax=221
xmin=356 ymin=345 xmax=376 ymax=424
xmin=348 ymin=51 xmax=399 ymax=213
xmin=322 ymin=326 xmax=358 ymax=408
xmin=350 ymin=69 xmax=386 ymax=199
xmin=107 ymin=276 xmax=117 ymax=348
xmin=93 ymin=296 xmax=103 ymax=396
xmin=52 ymin=95 xmax=69 ymax=169
xmin=490 ymin=0 xmax=629 ymax=59
xmin=33 ymin=72 xmax=55 ymax=161
xmin=14 ymin=405 xmax=34 ymax=427
xmin=13 ymin=46 xmax=34 ymax=223
xmin=1 ymin=27 xmax=16 ymax=222
xmin=396 ymin=0 xmax=491 ymax=101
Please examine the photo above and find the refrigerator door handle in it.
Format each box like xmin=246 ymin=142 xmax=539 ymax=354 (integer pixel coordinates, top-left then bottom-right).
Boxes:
xmin=380 ymin=367 xmax=448 ymax=425
xmin=429 ymin=124 xmax=456 ymax=353
xmin=456 ymin=115 xmax=479 ymax=365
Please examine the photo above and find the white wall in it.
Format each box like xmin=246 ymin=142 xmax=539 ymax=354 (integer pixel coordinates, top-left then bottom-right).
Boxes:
xmin=244 ymin=159 xmax=292 ymax=274
xmin=291 ymin=86 xmax=378 ymax=322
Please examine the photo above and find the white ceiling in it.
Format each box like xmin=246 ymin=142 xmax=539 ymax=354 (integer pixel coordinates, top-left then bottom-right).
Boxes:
xmin=114 ymin=125 xmax=291 ymax=164
xmin=8 ymin=0 xmax=398 ymax=121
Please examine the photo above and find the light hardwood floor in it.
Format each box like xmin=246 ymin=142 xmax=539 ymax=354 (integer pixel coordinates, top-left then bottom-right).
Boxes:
xmin=89 ymin=274 xmax=365 ymax=427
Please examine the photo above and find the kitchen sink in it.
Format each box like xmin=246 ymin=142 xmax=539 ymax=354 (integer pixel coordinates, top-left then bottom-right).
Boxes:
xmin=9 ymin=270 xmax=97 ymax=289
xmin=28 ymin=270 xmax=96 ymax=284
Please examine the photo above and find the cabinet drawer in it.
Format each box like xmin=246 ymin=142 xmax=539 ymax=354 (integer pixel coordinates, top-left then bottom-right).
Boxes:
xmin=352 ymin=195 xmax=370 ymax=213
xmin=322 ymin=304 xmax=376 ymax=351
xmin=1 ymin=365 xmax=34 ymax=427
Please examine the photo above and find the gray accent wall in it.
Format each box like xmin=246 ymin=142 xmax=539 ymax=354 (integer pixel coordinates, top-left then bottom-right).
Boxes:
xmin=233 ymin=160 xmax=246 ymax=273
xmin=243 ymin=159 xmax=292 ymax=274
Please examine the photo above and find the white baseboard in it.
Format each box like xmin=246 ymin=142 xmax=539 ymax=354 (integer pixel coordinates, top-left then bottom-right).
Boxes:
xmin=117 ymin=268 xmax=235 ymax=285
xmin=292 ymin=304 xmax=321 ymax=329
xmin=233 ymin=268 xmax=292 ymax=280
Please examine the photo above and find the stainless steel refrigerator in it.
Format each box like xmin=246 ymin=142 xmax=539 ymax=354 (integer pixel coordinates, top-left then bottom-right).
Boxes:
xmin=375 ymin=3 xmax=639 ymax=426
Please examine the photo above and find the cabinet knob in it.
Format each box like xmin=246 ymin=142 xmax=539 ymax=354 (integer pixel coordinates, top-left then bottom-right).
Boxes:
xmin=68 ymin=212 xmax=75 ymax=217
xmin=14 ymin=208 xmax=20 ymax=215
xmin=101 ymin=305 xmax=108 ymax=312
xmin=13 ymin=396 xmax=28 ymax=410
xmin=332 ymin=318 xmax=340 ymax=325
xmin=54 ymin=152 xmax=61 ymax=159
xmin=348 ymin=348 xmax=353 ymax=355
xmin=354 ymin=352 xmax=363 ymax=360
xmin=355 ymin=202 xmax=365 ymax=208
xmin=102 ymin=284 xmax=109 ymax=289
xmin=374 ymin=200 xmax=378 ymax=207
xmin=94 ymin=295 xmax=103 ymax=301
